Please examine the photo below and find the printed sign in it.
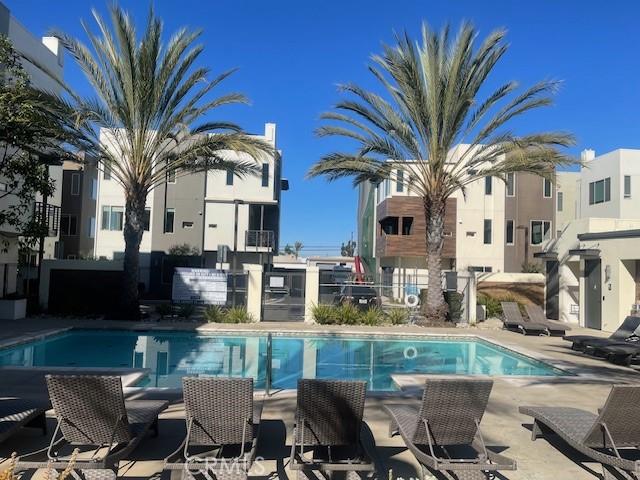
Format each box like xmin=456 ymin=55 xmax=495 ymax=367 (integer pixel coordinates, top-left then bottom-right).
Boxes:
xmin=172 ymin=268 xmax=227 ymax=305
xmin=269 ymin=276 xmax=285 ymax=288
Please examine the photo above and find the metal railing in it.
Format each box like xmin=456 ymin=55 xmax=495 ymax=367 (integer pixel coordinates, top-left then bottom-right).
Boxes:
xmin=33 ymin=202 xmax=60 ymax=237
xmin=266 ymin=333 xmax=273 ymax=396
xmin=245 ymin=230 xmax=275 ymax=249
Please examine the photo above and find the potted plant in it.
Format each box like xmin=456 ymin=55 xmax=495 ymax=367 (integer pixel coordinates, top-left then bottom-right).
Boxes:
xmin=0 ymin=293 xmax=27 ymax=320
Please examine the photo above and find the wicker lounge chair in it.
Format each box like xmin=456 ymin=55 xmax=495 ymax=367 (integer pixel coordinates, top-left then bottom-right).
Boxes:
xmin=386 ymin=377 xmax=516 ymax=480
xmin=563 ymin=315 xmax=640 ymax=351
xmin=520 ymin=385 xmax=640 ymax=479
xmin=501 ymin=302 xmax=548 ymax=335
xmin=524 ymin=304 xmax=572 ymax=336
xmin=587 ymin=342 xmax=640 ymax=366
xmin=165 ymin=377 xmax=262 ymax=480
xmin=290 ymin=379 xmax=375 ymax=479
xmin=0 ymin=398 xmax=48 ymax=443
xmin=16 ymin=375 xmax=168 ymax=475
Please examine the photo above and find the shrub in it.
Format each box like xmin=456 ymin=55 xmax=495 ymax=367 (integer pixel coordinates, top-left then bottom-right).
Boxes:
xmin=156 ymin=303 xmax=173 ymax=319
xmin=204 ymin=305 xmax=226 ymax=323
xmin=360 ymin=306 xmax=384 ymax=326
xmin=477 ymin=293 xmax=524 ymax=318
xmin=386 ymin=307 xmax=409 ymax=325
xmin=312 ymin=304 xmax=338 ymax=324
xmin=178 ymin=303 xmax=196 ymax=319
xmin=224 ymin=306 xmax=254 ymax=323
xmin=168 ymin=243 xmax=200 ymax=256
xmin=335 ymin=303 xmax=361 ymax=325
xmin=444 ymin=291 xmax=464 ymax=323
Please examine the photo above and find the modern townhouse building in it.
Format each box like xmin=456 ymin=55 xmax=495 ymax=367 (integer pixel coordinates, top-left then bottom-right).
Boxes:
xmin=0 ymin=2 xmax=64 ymax=297
xmin=91 ymin=123 xmax=286 ymax=290
xmin=356 ymin=145 xmax=562 ymax=298
xmin=536 ymin=148 xmax=640 ymax=329
xmin=59 ymin=154 xmax=99 ymax=259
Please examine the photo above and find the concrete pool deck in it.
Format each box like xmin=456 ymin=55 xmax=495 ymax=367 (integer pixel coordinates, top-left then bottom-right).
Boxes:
xmin=0 ymin=316 xmax=638 ymax=479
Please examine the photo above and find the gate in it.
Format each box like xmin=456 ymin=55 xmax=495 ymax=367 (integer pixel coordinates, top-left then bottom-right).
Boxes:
xmin=262 ymin=271 xmax=306 ymax=321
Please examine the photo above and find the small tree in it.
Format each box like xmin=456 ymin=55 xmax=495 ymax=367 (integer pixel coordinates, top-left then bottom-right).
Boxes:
xmin=0 ymin=36 xmax=76 ymax=255
xmin=293 ymin=241 xmax=303 ymax=258
xmin=282 ymin=244 xmax=294 ymax=256
xmin=341 ymin=240 xmax=356 ymax=257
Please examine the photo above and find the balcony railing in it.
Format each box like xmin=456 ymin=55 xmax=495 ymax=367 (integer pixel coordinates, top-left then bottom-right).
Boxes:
xmin=245 ymin=230 xmax=275 ymax=249
xmin=33 ymin=202 xmax=60 ymax=237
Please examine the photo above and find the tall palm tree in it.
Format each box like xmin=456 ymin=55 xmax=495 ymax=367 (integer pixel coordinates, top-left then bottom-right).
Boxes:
xmin=308 ymin=23 xmax=575 ymax=323
xmin=55 ymin=6 xmax=272 ymax=318
xmin=294 ymin=241 xmax=303 ymax=258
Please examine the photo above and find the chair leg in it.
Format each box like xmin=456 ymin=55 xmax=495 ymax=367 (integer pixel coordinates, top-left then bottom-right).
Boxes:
xmin=531 ymin=420 xmax=543 ymax=441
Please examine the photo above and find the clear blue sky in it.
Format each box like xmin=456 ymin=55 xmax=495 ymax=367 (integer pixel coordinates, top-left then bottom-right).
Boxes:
xmin=6 ymin=0 xmax=640 ymax=255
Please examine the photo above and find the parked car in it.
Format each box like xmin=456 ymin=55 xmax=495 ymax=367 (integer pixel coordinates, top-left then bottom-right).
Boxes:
xmin=337 ymin=285 xmax=380 ymax=308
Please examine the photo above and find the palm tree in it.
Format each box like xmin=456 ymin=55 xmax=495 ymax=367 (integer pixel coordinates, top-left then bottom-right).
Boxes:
xmin=293 ymin=241 xmax=303 ymax=258
xmin=308 ymin=23 xmax=575 ymax=323
xmin=54 ymin=6 xmax=272 ymax=318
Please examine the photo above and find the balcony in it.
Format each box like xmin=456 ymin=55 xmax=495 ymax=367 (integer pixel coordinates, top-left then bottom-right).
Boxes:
xmin=33 ymin=202 xmax=60 ymax=237
xmin=245 ymin=230 xmax=275 ymax=251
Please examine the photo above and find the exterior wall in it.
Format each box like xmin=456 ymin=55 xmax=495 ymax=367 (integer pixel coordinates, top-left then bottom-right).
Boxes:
xmin=93 ymin=123 xmax=281 ymax=265
xmin=555 ymin=171 xmax=579 ymax=232
xmin=150 ymin=170 xmax=204 ymax=253
xmin=504 ymin=172 xmax=555 ymax=272
xmin=577 ymin=149 xmax=640 ymax=220
xmin=375 ymin=196 xmax=456 ymax=259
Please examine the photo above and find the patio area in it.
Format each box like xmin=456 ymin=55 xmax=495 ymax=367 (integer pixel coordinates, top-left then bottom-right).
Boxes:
xmin=0 ymin=317 xmax=637 ymax=479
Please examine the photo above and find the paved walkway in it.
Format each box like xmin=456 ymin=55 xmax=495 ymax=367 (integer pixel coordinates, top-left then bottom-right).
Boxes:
xmin=0 ymin=317 xmax=637 ymax=479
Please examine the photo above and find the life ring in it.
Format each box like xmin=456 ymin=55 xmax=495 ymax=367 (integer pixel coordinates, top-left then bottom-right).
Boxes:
xmin=404 ymin=346 xmax=418 ymax=360
xmin=405 ymin=294 xmax=420 ymax=307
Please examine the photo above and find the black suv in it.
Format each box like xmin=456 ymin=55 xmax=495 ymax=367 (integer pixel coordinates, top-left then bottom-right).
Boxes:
xmin=337 ymin=285 xmax=380 ymax=308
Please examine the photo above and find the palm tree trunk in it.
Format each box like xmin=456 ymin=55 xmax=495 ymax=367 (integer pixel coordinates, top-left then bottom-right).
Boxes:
xmin=423 ymin=196 xmax=449 ymax=324
xmin=121 ymin=186 xmax=146 ymax=320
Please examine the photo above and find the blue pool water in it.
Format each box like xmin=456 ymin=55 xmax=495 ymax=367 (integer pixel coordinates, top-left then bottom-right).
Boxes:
xmin=0 ymin=330 xmax=567 ymax=390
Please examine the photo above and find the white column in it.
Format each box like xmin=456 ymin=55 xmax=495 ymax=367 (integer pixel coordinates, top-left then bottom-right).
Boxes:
xmin=245 ymin=264 xmax=263 ymax=322
xmin=304 ymin=266 xmax=319 ymax=323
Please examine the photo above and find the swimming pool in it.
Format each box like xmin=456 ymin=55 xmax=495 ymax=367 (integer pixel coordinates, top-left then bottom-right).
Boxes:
xmin=0 ymin=329 xmax=567 ymax=390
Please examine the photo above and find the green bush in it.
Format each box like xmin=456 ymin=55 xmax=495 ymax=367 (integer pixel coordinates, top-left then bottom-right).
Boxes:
xmin=444 ymin=291 xmax=464 ymax=323
xmin=224 ymin=306 xmax=254 ymax=323
xmin=312 ymin=304 xmax=338 ymax=324
xmin=360 ymin=307 xmax=384 ymax=326
xmin=477 ymin=293 xmax=525 ymax=318
xmin=156 ymin=303 xmax=173 ymax=319
xmin=204 ymin=305 xmax=226 ymax=323
xmin=336 ymin=303 xmax=361 ymax=325
xmin=385 ymin=308 xmax=409 ymax=325
xmin=178 ymin=303 xmax=196 ymax=319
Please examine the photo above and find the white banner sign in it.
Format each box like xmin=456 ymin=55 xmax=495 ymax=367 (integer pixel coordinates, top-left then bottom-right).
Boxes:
xmin=172 ymin=268 xmax=227 ymax=305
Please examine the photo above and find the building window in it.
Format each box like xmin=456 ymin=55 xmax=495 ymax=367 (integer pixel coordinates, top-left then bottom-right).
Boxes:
xmin=557 ymin=192 xmax=563 ymax=212
xmin=401 ymin=217 xmax=413 ymax=235
xmin=624 ymin=175 xmax=632 ymax=198
xmin=164 ymin=208 xmax=175 ymax=233
xmin=483 ymin=219 xmax=492 ymax=244
xmin=261 ymin=163 xmax=269 ymax=187
xmin=589 ymin=177 xmax=611 ymax=205
xmin=396 ymin=169 xmax=404 ymax=192
xmin=383 ymin=178 xmax=390 ymax=198
xmin=485 ymin=176 xmax=492 ymax=195
xmin=543 ymin=178 xmax=552 ymax=198
xmin=71 ymin=173 xmax=80 ymax=196
xmin=101 ymin=206 xmax=123 ymax=231
xmin=182 ymin=221 xmax=194 ymax=229
xmin=380 ymin=216 xmax=399 ymax=235
xmin=103 ymin=162 xmax=111 ymax=180
xmin=469 ymin=266 xmax=493 ymax=273
xmin=531 ymin=220 xmax=551 ymax=245
xmin=89 ymin=216 xmax=95 ymax=238
xmin=506 ymin=172 xmax=515 ymax=197
xmin=60 ymin=214 xmax=78 ymax=235
xmin=91 ymin=179 xmax=97 ymax=200
xmin=226 ymin=169 xmax=234 ymax=186
xmin=143 ymin=208 xmax=151 ymax=231
xmin=166 ymin=161 xmax=176 ymax=183
xmin=506 ymin=219 xmax=514 ymax=245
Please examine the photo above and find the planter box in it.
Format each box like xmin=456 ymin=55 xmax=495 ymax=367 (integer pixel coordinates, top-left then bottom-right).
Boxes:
xmin=0 ymin=298 xmax=27 ymax=320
